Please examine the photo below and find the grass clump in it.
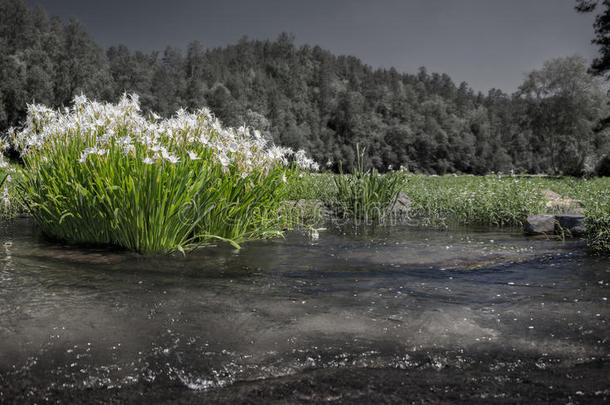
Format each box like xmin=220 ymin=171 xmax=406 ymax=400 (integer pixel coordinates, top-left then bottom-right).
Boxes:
xmin=586 ymin=204 xmax=610 ymax=253
xmin=284 ymin=171 xmax=610 ymax=253
xmin=11 ymin=94 xmax=318 ymax=253
xmin=583 ymin=187 xmax=610 ymax=253
xmin=331 ymin=146 xmax=405 ymax=222
xmin=531 ymin=176 xmax=610 ymax=253
xmin=282 ymin=172 xmax=336 ymax=202
xmin=0 ymin=155 xmax=26 ymax=220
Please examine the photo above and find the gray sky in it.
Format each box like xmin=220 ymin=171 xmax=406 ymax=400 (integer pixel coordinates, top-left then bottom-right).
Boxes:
xmin=29 ymin=0 xmax=598 ymax=93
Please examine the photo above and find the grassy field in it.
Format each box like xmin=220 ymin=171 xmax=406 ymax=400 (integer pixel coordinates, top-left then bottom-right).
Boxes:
xmin=284 ymin=173 xmax=610 ymax=253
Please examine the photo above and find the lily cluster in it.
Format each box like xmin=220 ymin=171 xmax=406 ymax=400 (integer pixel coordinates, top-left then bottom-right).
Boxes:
xmin=10 ymin=94 xmax=318 ymax=253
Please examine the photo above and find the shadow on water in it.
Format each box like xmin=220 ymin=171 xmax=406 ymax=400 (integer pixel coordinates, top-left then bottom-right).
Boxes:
xmin=0 ymin=218 xmax=608 ymax=404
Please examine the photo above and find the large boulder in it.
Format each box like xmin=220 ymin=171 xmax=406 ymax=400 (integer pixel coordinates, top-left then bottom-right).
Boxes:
xmin=555 ymin=214 xmax=586 ymax=236
xmin=525 ymin=215 xmax=556 ymax=235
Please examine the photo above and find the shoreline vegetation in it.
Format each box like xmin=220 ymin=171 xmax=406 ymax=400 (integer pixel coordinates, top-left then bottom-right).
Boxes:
xmin=0 ymin=97 xmax=608 ymax=255
xmin=284 ymin=172 xmax=610 ymax=253
xmin=2 ymin=169 xmax=609 ymax=254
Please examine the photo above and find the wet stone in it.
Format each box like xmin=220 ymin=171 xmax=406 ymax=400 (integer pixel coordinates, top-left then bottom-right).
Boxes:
xmin=555 ymin=214 xmax=586 ymax=236
xmin=387 ymin=314 xmax=403 ymax=322
xmin=525 ymin=215 xmax=555 ymax=235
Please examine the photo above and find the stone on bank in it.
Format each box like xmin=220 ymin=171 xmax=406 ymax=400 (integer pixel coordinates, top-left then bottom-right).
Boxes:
xmin=524 ymin=214 xmax=586 ymax=237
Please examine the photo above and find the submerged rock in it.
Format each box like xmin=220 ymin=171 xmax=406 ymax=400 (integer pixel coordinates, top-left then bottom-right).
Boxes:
xmin=525 ymin=215 xmax=556 ymax=235
xmin=555 ymin=214 xmax=586 ymax=236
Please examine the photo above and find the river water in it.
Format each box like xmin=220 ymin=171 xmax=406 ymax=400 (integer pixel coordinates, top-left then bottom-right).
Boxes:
xmin=0 ymin=219 xmax=608 ymax=404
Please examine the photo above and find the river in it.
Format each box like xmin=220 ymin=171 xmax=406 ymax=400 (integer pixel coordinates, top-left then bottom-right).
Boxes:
xmin=0 ymin=219 xmax=608 ymax=403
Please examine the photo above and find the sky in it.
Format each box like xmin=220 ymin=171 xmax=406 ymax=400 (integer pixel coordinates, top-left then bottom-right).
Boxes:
xmin=29 ymin=0 xmax=598 ymax=93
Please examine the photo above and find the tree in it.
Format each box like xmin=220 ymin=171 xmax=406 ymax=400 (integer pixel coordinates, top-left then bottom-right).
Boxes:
xmin=576 ymin=0 xmax=610 ymax=78
xmin=151 ymin=46 xmax=186 ymax=116
xmin=185 ymin=40 xmax=207 ymax=110
xmin=518 ymin=56 xmax=609 ymax=174
xmin=55 ymin=18 xmax=113 ymax=105
xmin=9 ymin=0 xmax=610 ymax=175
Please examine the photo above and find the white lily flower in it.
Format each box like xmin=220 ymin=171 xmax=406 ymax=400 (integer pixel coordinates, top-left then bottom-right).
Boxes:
xmin=166 ymin=155 xmax=180 ymax=164
xmin=219 ymin=153 xmax=230 ymax=167
xmin=74 ymin=94 xmax=87 ymax=106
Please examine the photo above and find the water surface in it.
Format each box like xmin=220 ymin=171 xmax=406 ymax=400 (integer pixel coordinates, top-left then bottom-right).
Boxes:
xmin=0 ymin=219 xmax=608 ymax=403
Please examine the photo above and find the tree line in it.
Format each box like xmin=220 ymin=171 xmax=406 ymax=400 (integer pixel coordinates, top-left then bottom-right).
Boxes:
xmin=1 ymin=0 xmax=608 ymax=175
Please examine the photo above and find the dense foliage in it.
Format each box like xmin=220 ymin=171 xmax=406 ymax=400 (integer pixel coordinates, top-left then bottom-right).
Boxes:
xmin=576 ymin=0 xmax=610 ymax=79
xmin=1 ymin=0 xmax=609 ymax=176
xmin=11 ymin=94 xmax=317 ymax=253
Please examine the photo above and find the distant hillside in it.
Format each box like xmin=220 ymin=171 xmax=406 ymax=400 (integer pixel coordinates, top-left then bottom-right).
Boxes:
xmin=1 ymin=0 xmax=607 ymax=174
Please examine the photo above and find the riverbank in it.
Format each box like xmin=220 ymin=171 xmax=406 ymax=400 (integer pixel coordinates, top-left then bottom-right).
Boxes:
xmin=285 ymin=173 xmax=610 ymax=253
xmin=2 ymin=165 xmax=609 ymax=253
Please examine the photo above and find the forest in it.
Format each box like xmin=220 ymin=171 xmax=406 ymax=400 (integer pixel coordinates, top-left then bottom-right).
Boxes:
xmin=1 ymin=0 xmax=609 ymax=175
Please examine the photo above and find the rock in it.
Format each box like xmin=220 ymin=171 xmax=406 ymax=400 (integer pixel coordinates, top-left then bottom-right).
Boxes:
xmin=524 ymin=214 xmax=587 ymax=237
xmin=555 ymin=214 xmax=586 ymax=236
xmin=541 ymin=189 xmax=584 ymax=214
xmin=391 ymin=192 xmax=411 ymax=217
xmin=542 ymin=189 xmax=562 ymax=200
xmin=525 ymin=215 xmax=555 ymax=235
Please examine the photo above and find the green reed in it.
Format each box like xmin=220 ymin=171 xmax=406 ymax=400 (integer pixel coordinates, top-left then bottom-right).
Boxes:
xmin=331 ymin=146 xmax=405 ymax=222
